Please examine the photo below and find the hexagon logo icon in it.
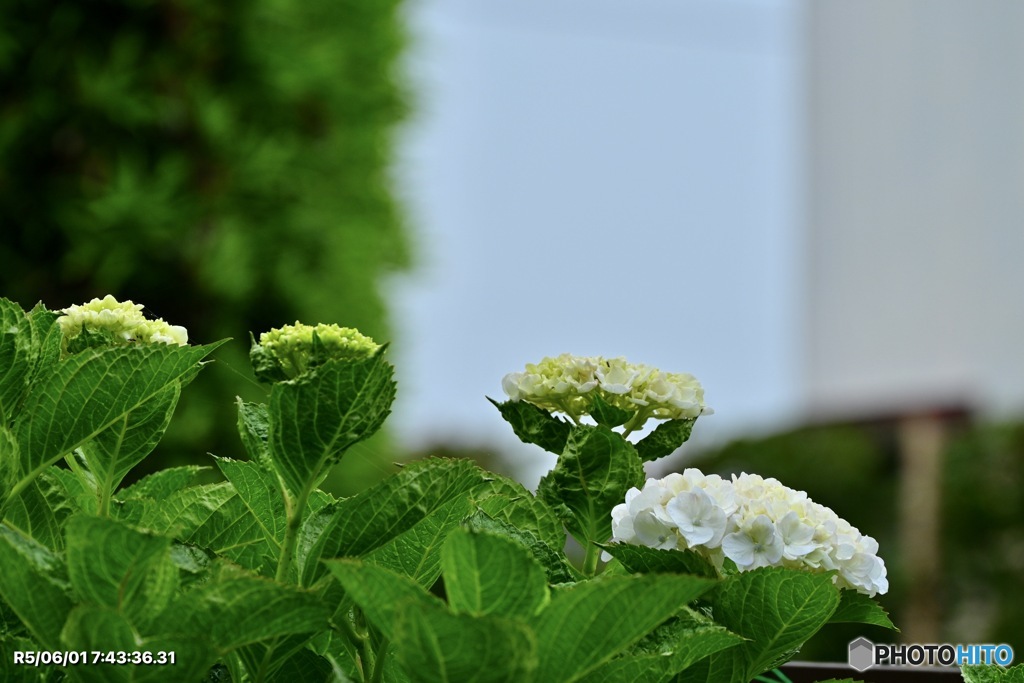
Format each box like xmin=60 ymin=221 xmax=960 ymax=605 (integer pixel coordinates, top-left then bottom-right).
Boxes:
xmin=848 ymin=637 xmax=875 ymax=672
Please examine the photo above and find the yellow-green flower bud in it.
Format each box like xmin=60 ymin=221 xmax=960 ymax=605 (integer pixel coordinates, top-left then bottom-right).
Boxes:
xmin=502 ymin=353 xmax=711 ymax=431
xmin=250 ymin=322 xmax=380 ymax=382
xmin=57 ymin=295 xmax=188 ymax=355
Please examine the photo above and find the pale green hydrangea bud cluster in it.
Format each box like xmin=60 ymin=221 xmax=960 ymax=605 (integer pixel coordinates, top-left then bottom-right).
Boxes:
xmin=250 ymin=322 xmax=380 ymax=382
xmin=502 ymin=354 xmax=711 ymax=429
xmin=609 ymin=469 xmax=888 ymax=597
xmin=57 ymin=295 xmax=188 ymax=352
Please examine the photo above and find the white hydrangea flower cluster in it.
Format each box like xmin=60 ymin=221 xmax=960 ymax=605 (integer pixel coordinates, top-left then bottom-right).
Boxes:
xmin=609 ymin=469 xmax=888 ymax=597
xmin=58 ymin=295 xmax=188 ymax=348
xmin=501 ymin=354 xmax=712 ymax=429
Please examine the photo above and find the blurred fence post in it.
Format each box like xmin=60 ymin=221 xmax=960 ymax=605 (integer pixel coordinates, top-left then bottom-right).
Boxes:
xmin=898 ymin=412 xmax=945 ymax=643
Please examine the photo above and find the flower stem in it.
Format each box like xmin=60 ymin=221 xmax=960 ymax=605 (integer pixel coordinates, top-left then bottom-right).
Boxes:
xmin=275 ymin=480 xmax=313 ymax=584
xmin=582 ymin=541 xmax=601 ymax=577
xmin=97 ymin=487 xmax=111 ymax=517
xmin=369 ymin=637 xmax=390 ymax=683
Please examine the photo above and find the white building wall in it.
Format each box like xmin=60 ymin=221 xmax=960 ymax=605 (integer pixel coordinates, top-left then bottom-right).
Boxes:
xmin=804 ymin=1 xmax=1024 ymax=420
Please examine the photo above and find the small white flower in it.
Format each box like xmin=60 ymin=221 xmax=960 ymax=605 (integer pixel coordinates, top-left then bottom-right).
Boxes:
xmin=632 ymin=509 xmax=679 ymax=550
xmin=722 ymin=515 xmax=785 ymax=570
xmin=776 ymin=511 xmax=819 ymax=560
xmin=837 ymin=551 xmax=889 ymax=597
xmin=501 ymin=372 xmax=525 ymax=401
xmin=610 ymin=502 xmax=636 ymax=544
xmin=597 ymin=358 xmax=640 ymax=395
xmin=666 ymin=488 xmax=727 ymax=548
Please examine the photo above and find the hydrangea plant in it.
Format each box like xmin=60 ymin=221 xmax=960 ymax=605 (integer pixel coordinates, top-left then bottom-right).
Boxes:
xmin=0 ymin=295 xmax=1013 ymax=682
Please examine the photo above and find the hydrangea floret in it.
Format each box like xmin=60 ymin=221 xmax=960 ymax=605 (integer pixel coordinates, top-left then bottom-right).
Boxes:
xmin=57 ymin=294 xmax=188 ymax=353
xmin=609 ymin=469 xmax=889 ymax=597
xmin=250 ymin=322 xmax=380 ymax=382
xmin=502 ymin=353 xmax=712 ymax=433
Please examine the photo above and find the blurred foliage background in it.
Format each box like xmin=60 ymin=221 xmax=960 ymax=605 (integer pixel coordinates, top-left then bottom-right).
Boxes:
xmin=0 ymin=0 xmax=410 ymax=493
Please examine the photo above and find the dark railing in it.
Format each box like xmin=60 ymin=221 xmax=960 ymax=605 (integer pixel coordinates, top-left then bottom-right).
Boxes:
xmin=781 ymin=661 xmax=963 ymax=682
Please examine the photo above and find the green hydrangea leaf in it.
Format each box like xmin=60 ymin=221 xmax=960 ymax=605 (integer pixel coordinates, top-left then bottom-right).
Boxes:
xmin=0 ymin=425 xmax=18 ymax=498
xmin=590 ymin=393 xmax=633 ymax=429
xmin=130 ymin=481 xmax=237 ymax=535
xmin=0 ymin=300 xmax=60 ymax=424
xmin=0 ymin=298 xmax=31 ymax=421
xmin=488 ymin=398 xmax=572 ymax=454
xmin=171 ymin=562 xmax=331 ymax=653
xmin=0 ymin=524 xmax=73 ymax=650
xmin=214 ymin=456 xmax=286 ymax=562
xmin=2 ymin=470 xmax=78 ymax=551
xmin=473 ymin=473 xmax=565 ymax=551
xmin=334 ymin=558 xmax=537 ymax=683
xmin=268 ymin=352 xmax=395 ymax=497
xmin=9 ymin=342 xmax=222 ymax=502
xmin=65 ymin=515 xmax=178 ymax=631
xmin=247 ymin=644 xmax=333 ymax=683
xmin=529 ymin=573 xmax=716 ymax=683
xmin=395 ymin=601 xmax=538 ymax=683
xmin=60 ymin=605 xmax=214 ymax=683
xmin=363 ymin=494 xmax=472 ymax=588
xmin=598 ymin=544 xmax=719 ymax=580
xmin=678 ymin=567 xmax=842 ymax=683
xmin=159 ymin=483 xmax=278 ymax=575
xmin=537 ymin=426 xmax=644 ymax=546
xmin=0 ymin=634 xmax=52 ymax=683
xmin=80 ymin=382 xmax=180 ymax=499
xmin=115 ymin=465 xmax=211 ymax=502
xmin=236 ymin=399 xmax=271 ymax=466
xmin=463 ymin=512 xmax=580 ymax=584
xmin=325 ymin=559 xmax=444 ymax=642
xmin=962 ymin=664 xmax=1024 ymax=683
xmin=299 ymin=458 xmax=490 ymax=586
xmin=442 ymin=527 xmax=549 ymax=619
xmin=44 ymin=464 xmax=98 ymax=516
xmin=635 ymin=419 xmax=697 ymax=462
xmin=123 ymin=481 xmax=271 ymax=574
xmin=577 ymin=609 xmax=742 ymax=683
xmin=126 ymin=474 xmax=327 ymax=579
xmin=828 ymin=590 xmax=897 ymax=630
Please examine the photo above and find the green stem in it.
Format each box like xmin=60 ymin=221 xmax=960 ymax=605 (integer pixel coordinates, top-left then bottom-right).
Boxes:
xmin=254 ymin=637 xmax=281 ymax=683
xmin=3 ymin=467 xmax=44 ymax=516
xmin=97 ymin=487 xmax=111 ymax=517
xmin=368 ymin=637 xmax=390 ymax=683
xmin=620 ymin=406 xmax=653 ymax=438
xmin=335 ymin=613 xmax=365 ymax=674
xmin=753 ymin=670 xmax=793 ymax=683
xmin=275 ymin=480 xmax=313 ymax=584
xmin=355 ymin=610 xmax=375 ymax=682
xmin=582 ymin=540 xmax=601 ymax=577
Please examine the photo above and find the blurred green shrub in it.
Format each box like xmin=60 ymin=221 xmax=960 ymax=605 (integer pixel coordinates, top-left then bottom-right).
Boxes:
xmin=0 ymin=0 xmax=411 ymax=493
